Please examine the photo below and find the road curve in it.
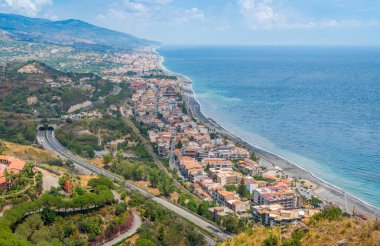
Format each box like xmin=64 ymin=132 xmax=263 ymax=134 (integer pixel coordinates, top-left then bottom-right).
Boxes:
xmin=36 ymin=130 xmax=230 ymax=242
xmin=102 ymin=212 xmax=142 ymax=246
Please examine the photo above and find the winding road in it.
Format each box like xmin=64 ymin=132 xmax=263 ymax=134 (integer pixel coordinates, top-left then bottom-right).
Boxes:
xmin=36 ymin=130 xmax=230 ymax=243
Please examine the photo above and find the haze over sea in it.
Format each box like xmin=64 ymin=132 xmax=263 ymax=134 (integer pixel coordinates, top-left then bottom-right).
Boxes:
xmin=159 ymin=46 xmax=380 ymax=209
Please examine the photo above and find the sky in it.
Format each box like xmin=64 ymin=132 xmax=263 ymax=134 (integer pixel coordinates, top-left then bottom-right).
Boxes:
xmin=1 ymin=0 xmax=380 ymax=45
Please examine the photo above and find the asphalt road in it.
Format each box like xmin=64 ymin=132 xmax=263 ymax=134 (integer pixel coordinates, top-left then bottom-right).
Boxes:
xmin=103 ymin=212 xmax=142 ymax=246
xmin=80 ymin=85 xmax=122 ymax=112
xmin=36 ymin=130 xmax=230 ymax=243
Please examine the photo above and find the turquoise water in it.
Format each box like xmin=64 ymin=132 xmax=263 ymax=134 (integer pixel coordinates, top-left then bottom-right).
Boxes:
xmin=159 ymin=46 xmax=380 ymax=208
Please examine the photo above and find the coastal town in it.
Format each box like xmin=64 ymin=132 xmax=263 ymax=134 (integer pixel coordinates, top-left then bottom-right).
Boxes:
xmin=1 ymin=7 xmax=379 ymax=245
xmin=107 ymin=51 xmax=324 ymax=226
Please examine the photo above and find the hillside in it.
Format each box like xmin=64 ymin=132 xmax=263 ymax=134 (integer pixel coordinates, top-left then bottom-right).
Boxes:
xmin=0 ymin=61 xmax=114 ymax=117
xmin=0 ymin=13 xmax=158 ymax=52
xmin=219 ymin=207 xmax=380 ymax=246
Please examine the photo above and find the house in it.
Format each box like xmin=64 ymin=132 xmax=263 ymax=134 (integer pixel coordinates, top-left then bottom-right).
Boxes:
xmin=214 ymin=190 xmax=240 ymax=206
xmin=226 ymin=200 xmax=250 ymax=215
xmin=0 ymin=156 xmax=26 ymax=190
xmin=209 ymin=168 xmax=243 ymax=186
xmin=252 ymin=204 xmax=319 ymax=226
xmin=202 ymin=158 xmax=233 ymax=169
xmin=237 ymin=158 xmax=260 ymax=174
xmin=245 ymin=177 xmax=258 ymax=194
xmin=253 ymin=187 xmax=300 ymax=210
xmin=208 ymin=206 xmax=234 ymax=223
xmin=178 ymin=157 xmax=205 ymax=182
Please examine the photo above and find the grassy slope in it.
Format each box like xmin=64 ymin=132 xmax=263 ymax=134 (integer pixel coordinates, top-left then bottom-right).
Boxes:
xmin=219 ymin=218 xmax=380 ymax=246
xmin=2 ymin=140 xmax=54 ymax=162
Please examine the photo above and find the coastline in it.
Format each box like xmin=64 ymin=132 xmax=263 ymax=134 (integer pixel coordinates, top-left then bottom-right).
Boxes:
xmin=156 ymin=50 xmax=380 ymax=218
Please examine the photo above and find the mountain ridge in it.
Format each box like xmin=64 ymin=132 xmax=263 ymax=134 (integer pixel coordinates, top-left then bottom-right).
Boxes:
xmin=0 ymin=13 xmax=158 ymax=52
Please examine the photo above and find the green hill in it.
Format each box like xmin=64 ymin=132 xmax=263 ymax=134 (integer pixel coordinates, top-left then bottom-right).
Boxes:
xmin=0 ymin=13 xmax=158 ymax=52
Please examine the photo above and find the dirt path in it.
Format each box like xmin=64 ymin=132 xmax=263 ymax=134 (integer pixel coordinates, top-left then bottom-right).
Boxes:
xmin=36 ymin=167 xmax=59 ymax=192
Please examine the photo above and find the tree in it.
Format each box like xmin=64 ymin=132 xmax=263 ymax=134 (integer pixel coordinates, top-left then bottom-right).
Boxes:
xmin=158 ymin=177 xmax=175 ymax=197
xmin=223 ymin=214 xmax=239 ymax=233
xmin=41 ymin=207 xmax=56 ymax=225
xmin=30 ymin=227 xmax=52 ymax=245
xmin=311 ymin=196 xmax=323 ymax=208
xmin=136 ymin=238 xmax=156 ymax=246
xmin=86 ymin=149 xmax=95 ymax=159
xmin=237 ymin=179 xmax=250 ymax=198
xmin=88 ymin=176 xmax=114 ymax=189
xmin=197 ymin=202 xmax=210 ymax=217
xmin=103 ymin=153 xmax=112 ymax=167
xmin=0 ymin=139 xmax=5 ymax=154
xmin=116 ymin=149 xmax=124 ymax=163
xmin=224 ymin=185 xmax=236 ymax=192
xmin=115 ymin=203 xmax=127 ymax=215
xmin=149 ymin=169 xmax=160 ymax=188
xmin=78 ymin=216 xmax=102 ymax=235
xmin=132 ymin=166 xmax=146 ymax=181
xmin=16 ymin=133 xmax=25 ymax=144
xmin=175 ymin=140 xmax=183 ymax=149
xmin=15 ymin=214 xmax=44 ymax=239
xmin=250 ymin=152 xmax=259 ymax=162
xmin=263 ymin=234 xmax=279 ymax=246
xmin=186 ymin=229 xmax=206 ymax=246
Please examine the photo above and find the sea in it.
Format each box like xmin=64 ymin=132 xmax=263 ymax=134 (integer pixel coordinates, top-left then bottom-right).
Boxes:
xmin=158 ymin=46 xmax=380 ymax=209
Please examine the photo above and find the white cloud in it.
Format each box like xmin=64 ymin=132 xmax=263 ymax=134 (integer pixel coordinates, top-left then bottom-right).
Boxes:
xmin=98 ymin=0 xmax=205 ymax=26
xmin=237 ymin=0 xmax=378 ymax=30
xmin=238 ymin=0 xmax=280 ymax=29
xmin=1 ymin=0 xmax=52 ymax=16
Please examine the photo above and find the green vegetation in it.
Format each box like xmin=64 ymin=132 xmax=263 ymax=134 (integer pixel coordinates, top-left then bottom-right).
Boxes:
xmin=56 ymin=113 xmax=134 ymax=158
xmin=220 ymin=205 xmax=380 ymax=246
xmin=88 ymin=176 xmax=115 ymax=189
xmin=56 ymin=129 xmax=99 ymax=159
xmin=0 ymin=61 xmax=114 ymax=117
xmin=157 ymin=176 xmax=176 ymax=197
xmin=0 ymin=139 xmax=5 ymax=154
xmin=0 ymin=162 xmax=40 ymax=206
xmin=103 ymin=83 xmax=132 ymax=107
xmin=0 ymin=178 xmax=124 ymax=245
xmin=310 ymin=196 xmax=323 ymax=208
xmin=237 ymin=179 xmax=252 ymax=199
xmin=142 ymin=74 xmax=177 ymax=80
xmin=0 ymin=112 xmax=37 ymax=145
xmin=311 ymin=206 xmax=349 ymax=223
xmin=128 ymin=192 xmax=207 ymax=246
xmin=252 ymin=173 xmax=268 ymax=181
xmin=177 ymin=192 xmax=215 ymax=221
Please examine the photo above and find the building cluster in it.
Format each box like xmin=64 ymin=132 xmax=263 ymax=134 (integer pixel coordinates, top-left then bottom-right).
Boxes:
xmin=62 ymin=109 xmax=103 ymax=120
xmin=101 ymin=52 xmax=158 ymax=76
xmin=125 ymin=73 xmax=319 ymax=226
xmin=0 ymin=156 xmax=26 ymax=190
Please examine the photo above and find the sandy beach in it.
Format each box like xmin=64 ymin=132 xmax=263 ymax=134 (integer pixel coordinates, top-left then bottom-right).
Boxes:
xmin=156 ymin=51 xmax=380 ymax=218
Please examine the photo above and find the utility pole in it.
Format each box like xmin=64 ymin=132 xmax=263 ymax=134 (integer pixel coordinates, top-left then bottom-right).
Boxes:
xmin=344 ymin=190 xmax=348 ymax=213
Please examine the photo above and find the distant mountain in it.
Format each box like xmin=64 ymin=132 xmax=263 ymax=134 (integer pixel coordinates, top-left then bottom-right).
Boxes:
xmin=0 ymin=13 xmax=158 ymax=52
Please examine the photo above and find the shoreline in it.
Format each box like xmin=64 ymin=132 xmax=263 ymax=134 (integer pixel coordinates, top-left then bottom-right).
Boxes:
xmin=155 ymin=49 xmax=380 ymax=218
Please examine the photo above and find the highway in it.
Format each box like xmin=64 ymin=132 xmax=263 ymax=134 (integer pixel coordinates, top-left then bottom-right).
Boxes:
xmin=79 ymin=85 xmax=122 ymax=113
xmin=36 ymin=130 xmax=230 ymax=243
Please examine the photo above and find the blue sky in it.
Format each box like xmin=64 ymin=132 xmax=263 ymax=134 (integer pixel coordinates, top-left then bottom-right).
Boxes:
xmin=1 ymin=0 xmax=380 ymax=45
